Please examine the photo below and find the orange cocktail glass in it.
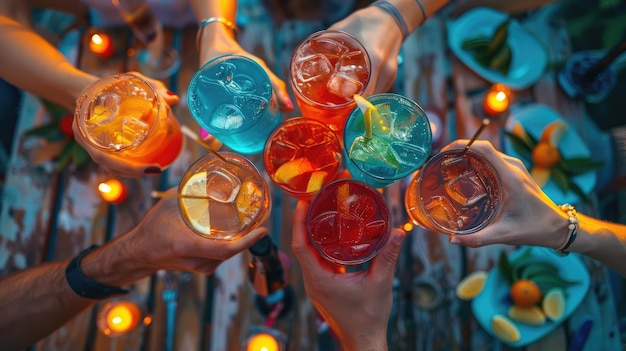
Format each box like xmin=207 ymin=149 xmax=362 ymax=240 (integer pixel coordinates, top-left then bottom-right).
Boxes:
xmin=263 ymin=117 xmax=342 ymax=201
xmin=75 ymin=73 xmax=183 ymax=168
xmin=290 ymin=30 xmax=371 ymax=133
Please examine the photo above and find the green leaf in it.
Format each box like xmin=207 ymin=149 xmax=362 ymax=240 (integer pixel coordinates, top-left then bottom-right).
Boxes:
xmin=551 ymin=168 xmax=570 ymax=193
xmin=520 ymin=261 xmax=561 ymax=280
xmin=560 ymin=156 xmax=604 ymax=174
xmin=503 ymin=131 xmax=533 ymax=162
xmin=498 ymin=251 xmax=515 ymax=285
xmin=531 ymin=275 xmax=579 ymax=291
xmin=24 ymin=122 xmax=65 ymax=141
xmin=569 ymin=181 xmax=592 ymax=205
xmin=566 ymin=10 xmax=600 ymax=38
xmin=55 ymin=140 xmax=75 ymax=171
xmin=69 ymin=141 xmax=90 ymax=168
xmin=40 ymin=99 xmax=71 ymax=120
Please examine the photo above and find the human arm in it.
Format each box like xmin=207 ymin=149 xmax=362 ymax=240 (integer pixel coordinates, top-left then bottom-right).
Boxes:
xmin=330 ymin=0 xmax=449 ymax=94
xmin=291 ymin=200 xmax=406 ymax=351
xmin=445 ymin=140 xmax=626 ymax=277
xmin=188 ymin=0 xmax=293 ymax=111
xmin=0 ymin=190 xmax=267 ymax=349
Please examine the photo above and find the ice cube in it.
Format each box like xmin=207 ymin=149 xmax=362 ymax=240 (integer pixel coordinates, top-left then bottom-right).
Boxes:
xmin=234 ymin=94 xmax=267 ymax=121
xmin=309 ymin=37 xmax=349 ymax=59
xmin=338 ymin=51 xmax=368 ymax=77
xmin=294 ymin=54 xmax=333 ymax=83
xmin=309 ymin=211 xmax=339 ymax=245
xmin=229 ymin=73 xmax=256 ymax=94
xmin=444 ymin=171 xmax=488 ymax=206
xmin=210 ymin=104 xmax=244 ymax=130
xmin=327 ymin=72 xmax=363 ymax=99
xmin=214 ymin=62 xmax=236 ymax=84
xmin=425 ymin=196 xmax=465 ymax=230
xmin=365 ymin=219 xmax=387 ymax=240
xmin=440 ymin=156 xmax=471 ymax=181
xmin=89 ymin=92 xmax=121 ymax=125
xmin=272 ymin=138 xmax=299 ymax=162
xmin=344 ymin=193 xmax=376 ymax=220
xmin=349 ymin=243 xmax=371 ymax=257
xmin=207 ymin=201 xmax=241 ymax=234
xmin=205 ymin=169 xmax=241 ymax=203
xmin=338 ymin=213 xmax=364 ymax=245
xmin=390 ymin=142 xmax=429 ymax=168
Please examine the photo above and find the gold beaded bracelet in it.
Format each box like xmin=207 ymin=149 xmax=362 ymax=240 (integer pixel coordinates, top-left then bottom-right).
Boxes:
xmin=555 ymin=203 xmax=579 ymax=256
xmin=195 ymin=17 xmax=239 ymax=52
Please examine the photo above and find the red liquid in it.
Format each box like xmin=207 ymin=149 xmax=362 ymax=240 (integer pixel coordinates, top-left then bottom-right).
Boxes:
xmin=307 ymin=179 xmax=390 ymax=266
xmin=264 ymin=118 xmax=342 ymax=200
xmin=291 ymin=30 xmax=370 ymax=132
xmin=405 ymin=149 xmax=502 ymax=235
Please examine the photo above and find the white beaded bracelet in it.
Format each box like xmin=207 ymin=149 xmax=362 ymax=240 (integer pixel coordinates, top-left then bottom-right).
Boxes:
xmin=555 ymin=203 xmax=579 ymax=256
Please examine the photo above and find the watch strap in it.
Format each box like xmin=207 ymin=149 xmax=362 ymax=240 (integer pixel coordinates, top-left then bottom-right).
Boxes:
xmin=65 ymin=245 xmax=129 ymax=299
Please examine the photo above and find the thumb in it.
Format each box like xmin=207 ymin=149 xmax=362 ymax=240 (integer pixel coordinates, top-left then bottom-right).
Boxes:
xmin=370 ymin=228 xmax=406 ymax=278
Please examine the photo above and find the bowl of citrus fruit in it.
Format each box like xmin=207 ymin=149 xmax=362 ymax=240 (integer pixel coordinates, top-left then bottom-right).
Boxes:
xmin=455 ymin=246 xmax=590 ymax=347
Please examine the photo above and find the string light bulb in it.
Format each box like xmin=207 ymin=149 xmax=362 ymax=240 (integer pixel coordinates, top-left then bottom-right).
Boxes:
xmin=246 ymin=332 xmax=279 ymax=351
xmin=97 ymin=300 xmax=142 ymax=337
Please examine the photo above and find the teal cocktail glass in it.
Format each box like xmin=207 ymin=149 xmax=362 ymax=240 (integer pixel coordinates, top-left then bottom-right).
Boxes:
xmin=188 ymin=54 xmax=282 ymax=154
xmin=343 ymin=93 xmax=432 ymax=188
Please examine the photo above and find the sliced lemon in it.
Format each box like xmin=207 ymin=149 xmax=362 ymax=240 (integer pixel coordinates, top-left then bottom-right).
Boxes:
xmin=511 ymin=121 xmax=531 ymax=145
xmin=542 ymin=288 xmax=565 ymax=322
xmin=180 ymin=171 xmax=211 ymax=235
xmin=306 ymin=170 xmax=328 ymax=193
xmin=455 ymin=270 xmax=487 ymax=300
xmin=491 ymin=314 xmax=521 ymax=343
xmin=354 ymin=94 xmax=377 ymax=139
xmin=508 ymin=305 xmax=546 ymax=326
xmin=273 ymin=157 xmax=313 ymax=184
xmin=530 ymin=167 xmax=551 ymax=187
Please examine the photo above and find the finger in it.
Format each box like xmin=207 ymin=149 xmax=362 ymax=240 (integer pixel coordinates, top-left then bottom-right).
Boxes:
xmin=291 ymin=200 xmax=315 ymax=264
xmin=369 ymin=228 xmax=406 ymax=279
xmin=267 ymin=72 xmax=293 ymax=112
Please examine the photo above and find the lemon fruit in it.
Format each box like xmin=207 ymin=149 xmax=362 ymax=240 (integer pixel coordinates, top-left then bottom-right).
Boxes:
xmin=455 ymin=271 xmax=488 ymax=300
xmin=273 ymin=157 xmax=313 ymax=184
xmin=491 ymin=314 xmax=521 ymax=343
xmin=508 ymin=305 xmax=546 ymax=326
xmin=542 ymin=288 xmax=565 ymax=322
xmin=306 ymin=170 xmax=328 ymax=193
xmin=354 ymin=94 xmax=377 ymax=139
xmin=180 ymin=171 xmax=211 ymax=235
xmin=540 ymin=120 xmax=568 ymax=146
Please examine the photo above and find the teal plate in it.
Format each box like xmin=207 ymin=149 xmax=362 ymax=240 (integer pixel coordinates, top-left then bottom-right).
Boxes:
xmin=471 ymin=246 xmax=590 ymax=347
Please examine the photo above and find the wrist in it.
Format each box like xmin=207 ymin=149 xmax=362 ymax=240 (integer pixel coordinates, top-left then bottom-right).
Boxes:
xmin=337 ymin=331 xmax=388 ymax=351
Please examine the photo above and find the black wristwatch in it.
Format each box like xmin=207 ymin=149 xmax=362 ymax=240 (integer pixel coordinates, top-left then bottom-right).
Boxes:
xmin=65 ymin=245 xmax=129 ymax=299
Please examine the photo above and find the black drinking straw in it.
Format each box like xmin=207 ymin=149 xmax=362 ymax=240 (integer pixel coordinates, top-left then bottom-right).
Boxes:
xmin=460 ymin=118 xmax=490 ymax=156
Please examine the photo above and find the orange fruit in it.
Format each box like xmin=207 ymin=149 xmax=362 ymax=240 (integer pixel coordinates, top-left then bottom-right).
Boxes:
xmin=510 ymin=279 xmax=542 ymax=308
xmin=531 ymin=142 xmax=560 ymax=169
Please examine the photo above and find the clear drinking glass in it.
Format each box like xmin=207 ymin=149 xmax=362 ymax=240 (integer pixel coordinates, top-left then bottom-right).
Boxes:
xmin=75 ymin=73 xmax=183 ymax=169
xmin=112 ymin=0 xmax=181 ymax=78
xmin=344 ymin=93 xmax=432 ymax=188
xmin=290 ymin=30 xmax=371 ymax=133
xmin=263 ymin=117 xmax=342 ymax=201
xmin=307 ymin=179 xmax=390 ymax=266
xmin=405 ymin=148 xmax=502 ymax=235
xmin=188 ymin=54 xmax=282 ymax=155
xmin=177 ymin=151 xmax=271 ymax=240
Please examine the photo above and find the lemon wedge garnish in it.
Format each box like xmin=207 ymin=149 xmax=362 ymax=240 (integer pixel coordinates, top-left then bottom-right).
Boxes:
xmin=273 ymin=157 xmax=314 ymax=184
xmin=180 ymin=171 xmax=211 ymax=235
xmin=455 ymin=270 xmax=488 ymax=300
xmin=306 ymin=170 xmax=328 ymax=193
xmin=354 ymin=94 xmax=377 ymax=139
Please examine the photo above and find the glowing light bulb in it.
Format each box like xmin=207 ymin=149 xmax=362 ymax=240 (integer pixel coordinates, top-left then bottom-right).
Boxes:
xmin=403 ymin=222 xmax=414 ymax=232
xmin=482 ymin=84 xmax=512 ymax=116
xmin=89 ymin=33 xmax=114 ymax=58
xmin=105 ymin=302 xmax=140 ymax=334
xmin=98 ymin=178 xmax=128 ymax=204
xmin=247 ymin=333 xmax=279 ymax=351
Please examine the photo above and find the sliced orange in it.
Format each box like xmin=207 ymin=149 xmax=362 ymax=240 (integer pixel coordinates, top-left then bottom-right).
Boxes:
xmin=236 ymin=179 xmax=263 ymax=224
xmin=119 ymin=96 xmax=154 ymax=120
xmin=540 ymin=120 xmax=568 ymax=146
xmin=273 ymin=157 xmax=314 ymax=184
xmin=337 ymin=182 xmax=350 ymax=214
xmin=180 ymin=171 xmax=211 ymax=235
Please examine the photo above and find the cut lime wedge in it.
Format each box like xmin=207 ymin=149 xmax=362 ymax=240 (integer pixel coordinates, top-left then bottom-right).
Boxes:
xmin=354 ymin=94 xmax=391 ymax=138
xmin=349 ymin=135 xmax=401 ymax=169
